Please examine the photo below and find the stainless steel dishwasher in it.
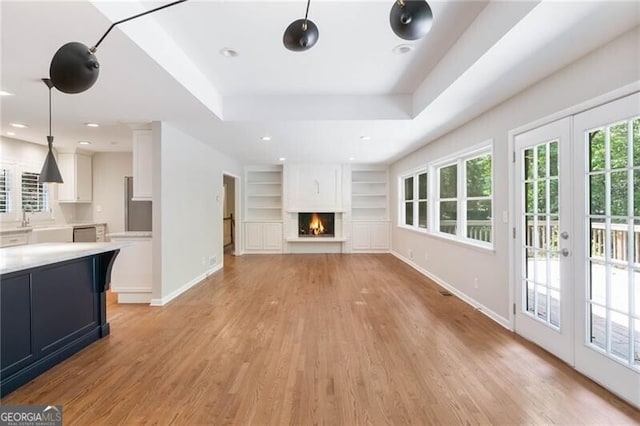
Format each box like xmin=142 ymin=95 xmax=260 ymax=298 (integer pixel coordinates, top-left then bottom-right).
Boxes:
xmin=73 ymin=226 xmax=97 ymax=242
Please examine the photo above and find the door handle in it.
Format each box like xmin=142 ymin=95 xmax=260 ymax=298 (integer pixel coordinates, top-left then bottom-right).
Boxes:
xmin=560 ymin=231 xmax=569 ymax=240
xmin=561 ymin=248 xmax=569 ymax=257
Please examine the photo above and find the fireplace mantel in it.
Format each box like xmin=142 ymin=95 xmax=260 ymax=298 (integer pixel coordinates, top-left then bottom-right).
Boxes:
xmin=286 ymin=237 xmax=347 ymax=243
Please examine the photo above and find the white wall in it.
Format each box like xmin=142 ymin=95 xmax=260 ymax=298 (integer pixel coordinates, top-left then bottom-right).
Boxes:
xmin=151 ymin=121 xmax=243 ymax=304
xmin=390 ymin=26 xmax=640 ymax=325
xmin=92 ymin=152 xmax=133 ymax=234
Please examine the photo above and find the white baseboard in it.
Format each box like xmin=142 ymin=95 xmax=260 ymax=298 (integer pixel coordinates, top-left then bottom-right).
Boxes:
xmin=149 ymin=263 xmax=223 ymax=306
xmin=391 ymin=251 xmax=512 ymax=330
xmin=117 ymin=293 xmax=151 ymax=304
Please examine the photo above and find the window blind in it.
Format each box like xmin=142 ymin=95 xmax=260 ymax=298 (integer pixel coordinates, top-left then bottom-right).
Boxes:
xmin=21 ymin=171 xmax=48 ymax=213
xmin=0 ymin=168 xmax=10 ymax=213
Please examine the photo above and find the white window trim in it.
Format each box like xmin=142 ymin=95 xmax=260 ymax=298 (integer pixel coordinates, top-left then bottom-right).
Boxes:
xmin=429 ymin=140 xmax=494 ymax=249
xmin=397 ymin=167 xmax=428 ymax=232
xmin=0 ymin=161 xmax=54 ymax=224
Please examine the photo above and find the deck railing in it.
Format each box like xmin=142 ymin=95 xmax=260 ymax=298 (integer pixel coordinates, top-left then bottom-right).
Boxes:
xmin=440 ymin=220 xmax=638 ymax=263
xmin=524 ymin=220 xmax=638 ymax=263
xmin=439 ymin=220 xmax=492 ymax=243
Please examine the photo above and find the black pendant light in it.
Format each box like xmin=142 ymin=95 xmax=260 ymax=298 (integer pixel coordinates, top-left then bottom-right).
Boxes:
xmin=39 ymin=78 xmax=63 ymax=184
xmin=283 ymin=0 xmax=319 ymax=52
xmin=390 ymin=0 xmax=433 ymax=41
xmin=49 ymin=0 xmax=188 ymax=94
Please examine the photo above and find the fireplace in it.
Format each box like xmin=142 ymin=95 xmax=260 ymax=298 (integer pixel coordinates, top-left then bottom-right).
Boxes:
xmin=298 ymin=212 xmax=335 ymax=237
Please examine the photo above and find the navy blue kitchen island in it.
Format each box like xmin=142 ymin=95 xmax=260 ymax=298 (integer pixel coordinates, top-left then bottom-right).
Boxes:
xmin=0 ymin=243 xmax=121 ymax=397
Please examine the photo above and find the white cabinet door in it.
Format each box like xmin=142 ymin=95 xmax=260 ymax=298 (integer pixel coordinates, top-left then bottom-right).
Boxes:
xmin=133 ymin=130 xmax=153 ymax=200
xmin=57 ymin=153 xmax=92 ymax=202
xmin=245 ymin=222 xmax=282 ymax=251
xmin=351 ymin=222 xmax=390 ymax=251
xmin=351 ymin=223 xmax=371 ymax=250
xmin=370 ymin=222 xmax=390 ymax=249
xmin=263 ymin=223 xmax=283 ymax=250
xmin=287 ymin=165 xmax=342 ymax=211
xmin=76 ymin=154 xmax=92 ymax=202
xmin=245 ymin=223 xmax=264 ymax=250
xmin=56 ymin=154 xmax=75 ymax=202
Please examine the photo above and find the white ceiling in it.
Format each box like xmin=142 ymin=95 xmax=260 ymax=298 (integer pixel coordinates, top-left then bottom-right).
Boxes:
xmin=1 ymin=1 xmax=639 ymax=164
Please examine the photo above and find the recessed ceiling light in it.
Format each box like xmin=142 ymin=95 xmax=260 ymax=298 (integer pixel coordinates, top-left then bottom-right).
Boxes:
xmin=392 ymin=44 xmax=414 ymax=55
xmin=10 ymin=123 xmax=28 ymax=128
xmin=85 ymin=122 xmax=99 ymax=128
xmin=349 ymin=157 xmax=355 ymax=161
xmin=0 ymin=90 xmax=14 ymax=96
xmin=220 ymin=48 xmax=238 ymax=58
xmin=261 ymin=136 xmax=272 ymax=141
xmin=110 ymin=141 xmax=118 ymax=145
xmin=278 ymin=157 xmax=286 ymax=162
xmin=6 ymin=131 xmax=16 ymax=136
xmin=360 ymin=135 xmax=371 ymax=141
xmin=78 ymin=141 xmax=92 ymax=145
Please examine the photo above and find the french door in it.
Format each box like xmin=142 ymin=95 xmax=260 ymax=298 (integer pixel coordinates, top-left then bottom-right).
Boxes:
xmin=514 ymin=93 xmax=640 ymax=408
xmin=573 ymin=93 xmax=640 ymax=407
xmin=514 ymin=117 xmax=573 ymax=364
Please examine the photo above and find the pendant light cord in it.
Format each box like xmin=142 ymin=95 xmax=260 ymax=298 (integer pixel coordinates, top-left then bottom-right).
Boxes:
xmin=91 ymin=0 xmax=188 ymax=52
xmin=48 ymin=87 xmax=52 ymax=139
xmin=302 ymin=0 xmax=311 ymax=31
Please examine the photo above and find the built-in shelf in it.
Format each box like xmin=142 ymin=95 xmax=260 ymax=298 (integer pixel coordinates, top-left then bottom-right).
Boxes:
xmin=351 ymin=167 xmax=388 ymax=221
xmin=245 ymin=166 xmax=283 ymax=221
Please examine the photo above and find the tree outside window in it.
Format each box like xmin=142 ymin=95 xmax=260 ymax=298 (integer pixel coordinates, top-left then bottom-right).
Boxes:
xmin=401 ymin=170 xmax=427 ymax=230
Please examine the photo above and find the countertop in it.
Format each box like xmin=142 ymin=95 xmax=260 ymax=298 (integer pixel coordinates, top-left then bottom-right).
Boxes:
xmin=0 ymin=222 xmax=107 ymax=235
xmin=0 ymin=242 xmax=126 ymax=275
xmin=107 ymin=231 xmax=152 ymax=239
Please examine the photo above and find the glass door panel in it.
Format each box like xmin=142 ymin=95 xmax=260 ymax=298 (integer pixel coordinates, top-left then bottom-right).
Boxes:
xmin=514 ymin=117 xmax=573 ymax=364
xmin=573 ymin=92 xmax=640 ymax=408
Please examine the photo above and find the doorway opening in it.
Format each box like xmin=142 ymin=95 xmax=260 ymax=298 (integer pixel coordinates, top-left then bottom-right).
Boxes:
xmin=223 ymin=173 xmax=239 ymax=256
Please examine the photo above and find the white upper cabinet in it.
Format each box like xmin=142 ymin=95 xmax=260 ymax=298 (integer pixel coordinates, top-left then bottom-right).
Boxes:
xmin=132 ymin=130 xmax=152 ymax=201
xmin=285 ymin=164 xmax=343 ymax=211
xmin=57 ymin=153 xmax=92 ymax=203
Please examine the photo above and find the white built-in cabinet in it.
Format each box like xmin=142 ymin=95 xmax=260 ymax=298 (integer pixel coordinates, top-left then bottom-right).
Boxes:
xmin=57 ymin=153 xmax=92 ymax=203
xmin=243 ymin=163 xmax=390 ymax=253
xmin=245 ymin=222 xmax=283 ymax=251
xmin=350 ymin=166 xmax=390 ymax=252
xmin=132 ymin=130 xmax=152 ymax=201
xmin=244 ymin=166 xmax=283 ymax=253
xmin=351 ymin=222 xmax=390 ymax=251
xmin=285 ymin=164 xmax=342 ymax=212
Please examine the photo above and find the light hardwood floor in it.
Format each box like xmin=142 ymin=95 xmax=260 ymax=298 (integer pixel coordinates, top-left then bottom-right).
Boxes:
xmin=2 ymin=254 xmax=639 ymax=424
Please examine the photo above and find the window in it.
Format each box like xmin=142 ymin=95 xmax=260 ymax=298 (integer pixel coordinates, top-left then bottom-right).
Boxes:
xmin=401 ymin=170 xmax=427 ymax=230
xmin=21 ymin=171 xmax=49 ymax=213
xmin=0 ymin=168 xmax=10 ymax=213
xmin=438 ymin=164 xmax=457 ymax=235
xmin=465 ymin=154 xmax=492 ymax=243
xmin=434 ymin=144 xmax=493 ymax=247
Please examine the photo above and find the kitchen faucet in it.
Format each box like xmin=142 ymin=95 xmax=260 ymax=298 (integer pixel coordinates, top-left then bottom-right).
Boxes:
xmin=21 ymin=210 xmax=30 ymax=227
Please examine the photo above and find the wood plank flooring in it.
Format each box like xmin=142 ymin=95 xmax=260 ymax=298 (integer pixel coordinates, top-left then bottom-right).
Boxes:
xmin=2 ymin=254 xmax=639 ymax=424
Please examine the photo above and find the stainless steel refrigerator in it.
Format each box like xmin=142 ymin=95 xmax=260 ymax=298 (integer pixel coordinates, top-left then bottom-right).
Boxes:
xmin=125 ymin=176 xmax=152 ymax=231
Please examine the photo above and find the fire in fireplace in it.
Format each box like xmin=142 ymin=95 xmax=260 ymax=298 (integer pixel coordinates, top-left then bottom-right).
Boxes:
xmin=298 ymin=212 xmax=335 ymax=237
